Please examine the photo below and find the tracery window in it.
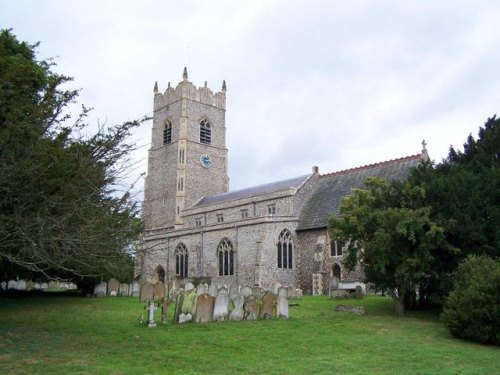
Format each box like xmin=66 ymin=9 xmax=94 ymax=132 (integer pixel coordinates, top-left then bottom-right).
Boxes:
xmin=200 ymin=119 xmax=211 ymax=144
xmin=175 ymin=243 xmax=189 ymax=277
xmin=218 ymin=238 xmax=234 ymax=276
xmin=277 ymin=229 xmax=293 ymax=269
xmin=163 ymin=120 xmax=172 ymax=144
xmin=157 ymin=266 xmax=165 ymax=283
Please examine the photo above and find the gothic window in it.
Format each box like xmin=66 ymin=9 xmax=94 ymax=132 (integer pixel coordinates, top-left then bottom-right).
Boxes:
xmin=195 ymin=218 xmax=202 ymax=227
xmin=200 ymin=119 xmax=211 ymax=144
xmin=217 ymin=214 xmax=224 ymax=223
xmin=157 ymin=266 xmax=165 ymax=283
xmin=240 ymin=209 xmax=248 ymax=219
xmin=177 ymin=177 xmax=184 ymax=191
xmin=178 ymin=148 xmax=185 ymax=164
xmin=268 ymin=204 xmax=276 ymax=215
xmin=163 ymin=120 xmax=172 ymax=144
xmin=218 ymin=238 xmax=234 ymax=276
xmin=175 ymin=243 xmax=189 ymax=277
xmin=332 ymin=264 xmax=341 ymax=280
xmin=277 ymin=229 xmax=293 ymax=269
xmin=330 ymin=240 xmax=343 ymax=257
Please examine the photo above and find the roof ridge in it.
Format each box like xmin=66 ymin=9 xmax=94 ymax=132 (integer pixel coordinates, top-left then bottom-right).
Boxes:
xmin=319 ymin=154 xmax=421 ymax=178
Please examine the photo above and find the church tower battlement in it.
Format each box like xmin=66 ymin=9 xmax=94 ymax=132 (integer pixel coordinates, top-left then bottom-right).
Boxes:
xmin=143 ymin=68 xmax=229 ymax=231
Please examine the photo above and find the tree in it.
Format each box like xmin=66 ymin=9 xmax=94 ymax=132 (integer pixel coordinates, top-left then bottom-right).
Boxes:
xmin=0 ymin=29 xmax=147 ymax=280
xmin=329 ymin=177 xmax=452 ymax=316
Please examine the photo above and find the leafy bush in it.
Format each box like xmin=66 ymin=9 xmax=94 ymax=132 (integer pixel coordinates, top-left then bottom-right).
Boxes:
xmin=441 ymin=255 xmax=500 ymax=345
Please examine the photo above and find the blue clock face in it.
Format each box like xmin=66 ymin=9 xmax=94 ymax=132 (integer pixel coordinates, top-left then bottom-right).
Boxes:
xmin=200 ymin=154 xmax=211 ymax=168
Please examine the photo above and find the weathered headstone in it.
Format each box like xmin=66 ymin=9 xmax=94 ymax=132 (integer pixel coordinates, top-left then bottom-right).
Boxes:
xmin=16 ymin=279 xmax=27 ymax=291
xmin=33 ymin=282 xmax=41 ymax=290
xmin=259 ymin=292 xmax=276 ymax=319
xmin=287 ymin=286 xmax=296 ymax=299
xmin=295 ymin=289 xmax=303 ymax=299
xmin=181 ymin=289 xmax=197 ymax=316
xmin=244 ymin=295 xmax=258 ymax=320
xmin=185 ymin=282 xmax=195 ymax=292
xmin=168 ymin=279 xmax=178 ymax=299
xmin=252 ymin=285 xmax=261 ymax=297
xmin=7 ymin=280 xmax=17 ymax=290
xmin=146 ymin=301 xmax=157 ymax=327
xmin=1 ymin=281 xmax=7 ymax=291
xmin=130 ymin=281 xmax=140 ymax=297
xmin=160 ymin=298 xmax=169 ymax=323
xmin=229 ymin=294 xmax=244 ymax=321
xmin=94 ymin=282 xmax=107 ymax=297
xmin=48 ymin=280 xmax=58 ymax=290
xmin=208 ymin=282 xmax=218 ymax=297
xmin=213 ymin=287 xmax=229 ymax=321
xmin=229 ymin=283 xmax=239 ymax=300
xmin=153 ymin=281 xmax=166 ymax=301
xmin=26 ymin=280 xmax=34 ymax=291
xmin=40 ymin=282 xmax=49 ymax=291
xmin=140 ymin=283 xmax=155 ymax=302
xmin=278 ymin=286 xmax=288 ymax=298
xmin=196 ymin=283 xmax=208 ymax=297
xmin=241 ymin=285 xmax=252 ymax=297
xmin=312 ymin=273 xmax=323 ymax=296
xmin=119 ymin=283 xmax=129 ymax=296
xmin=276 ymin=296 xmax=289 ymax=320
xmin=274 ymin=282 xmax=282 ymax=295
xmin=179 ymin=313 xmax=193 ymax=324
xmin=355 ymin=285 xmax=364 ymax=299
xmin=107 ymin=278 xmax=120 ymax=296
xmin=194 ymin=294 xmax=215 ymax=323
xmin=173 ymin=291 xmax=185 ymax=323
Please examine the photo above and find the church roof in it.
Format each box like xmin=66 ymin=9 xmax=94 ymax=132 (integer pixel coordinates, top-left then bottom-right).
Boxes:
xmin=296 ymin=154 xmax=422 ymax=231
xmin=193 ymin=174 xmax=312 ymax=207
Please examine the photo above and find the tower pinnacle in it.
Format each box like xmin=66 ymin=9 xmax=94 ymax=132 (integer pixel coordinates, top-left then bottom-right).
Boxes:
xmin=153 ymin=81 xmax=158 ymax=93
xmin=183 ymin=67 xmax=188 ymax=81
xmin=222 ymin=80 xmax=227 ymax=92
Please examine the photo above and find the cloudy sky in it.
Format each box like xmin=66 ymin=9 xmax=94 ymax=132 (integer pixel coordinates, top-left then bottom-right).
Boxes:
xmin=2 ymin=1 xmax=500 ymax=200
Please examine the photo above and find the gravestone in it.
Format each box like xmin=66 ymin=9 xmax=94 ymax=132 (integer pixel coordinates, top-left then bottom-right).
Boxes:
xmin=94 ymin=282 xmax=107 ymax=297
xmin=259 ymin=292 xmax=276 ymax=319
xmin=130 ymin=281 xmax=140 ymax=297
xmin=277 ymin=296 xmax=289 ymax=320
xmin=274 ymin=282 xmax=282 ymax=295
xmin=140 ymin=283 xmax=155 ymax=302
xmin=229 ymin=294 xmax=244 ymax=321
xmin=119 ymin=283 xmax=129 ymax=296
xmin=48 ymin=281 xmax=58 ymax=290
xmin=196 ymin=283 xmax=208 ymax=296
xmin=278 ymin=286 xmax=288 ymax=298
xmin=181 ymin=289 xmax=197 ymax=316
xmin=33 ymin=282 xmax=41 ymax=290
xmin=252 ymin=285 xmax=261 ymax=298
xmin=153 ymin=282 xmax=166 ymax=301
xmin=173 ymin=291 xmax=185 ymax=323
xmin=295 ymin=289 xmax=303 ymax=299
xmin=107 ymin=278 xmax=120 ymax=296
xmin=16 ymin=279 xmax=27 ymax=291
xmin=244 ymin=295 xmax=258 ymax=320
xmin=179 ymin=313 xmax=192 ymax=324
xmin=40 ymin=282 xmax=49 ymax=291
xmin=241 ymin=285 xmax=252 ymax=297
xmin=194 ymin=294 xmax=215 ymax=323
xmin=208 ymin=282 xmax=218 ymax=297
xmin=185 ymin=282 xmax=195 ymax=292
xmin=26 ymin=280 xmax=34 ymax=291
xmin=168 ymin=279 xmax=178 ymax=299
xmin=355 ymin=285 xmax=364 ymax=299
xmin=59 ymin=282 xmax=69 ymax=290
xmin=229 ymin=284 xmax=239 ymax=300
xmin=312 ymin=273 xmax=323 ymax=296
xmin=213 ymin=287 xmax=229 ymax=321
xmin=160 ymin=298 xmax=169 ymax=323
xmin=7 ymin=280 xmax=17 ymax=290
xmin=1 ymin=281 xmax=7 ymax=290
xmin=146 ymin=301 xmax=157 ymax=327
xmin=287 ymin=286 xmax=296 ymax=299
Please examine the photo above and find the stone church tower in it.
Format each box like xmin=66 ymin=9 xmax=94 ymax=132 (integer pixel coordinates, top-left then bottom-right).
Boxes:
xmin=142 ymin=68 xmax=229 ymax=230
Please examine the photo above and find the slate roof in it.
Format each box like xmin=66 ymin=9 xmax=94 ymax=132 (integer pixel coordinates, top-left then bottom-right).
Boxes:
xmin=296 ymin=155 xmax=422 ymax=231
xmin=193 ymin=174 xmax=312 ymax=207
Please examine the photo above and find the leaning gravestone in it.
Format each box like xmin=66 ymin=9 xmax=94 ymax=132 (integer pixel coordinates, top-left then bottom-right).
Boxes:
xmin=107 ymin=278 xmax=120 ymax=296
xmin=173 ymin=291 xmax=185 ymax=323
xmin=213 ymin=287 xmax=229 ymax=321
xmin=94 ymin=282 xmax=107 ymax=297
xmin=119 ymin=283 xmax=129 ymax=296
xmin=276 ymin=296 xmax=289 ymax=320
xmin=194 ymin=294 xmax=215 ymax=323
xmin=208 ymin=282 xmax=218 ymax=297
xmin=241 ymin=285 xmax=252 ymax=297
xmin=140 ymin=283 xmax=155 ymax=302
xmin=153 ymin=282 xmax=166 ymax=301
xmin=181 ymin=289 xmax=197 ymax=317
xmin=244 ymin=295 xmax=258 ymax=320
xmin=229 ymin=294 xmax=245 ymax=321
xmin=259 ymin=292 xmax=276 ymax=319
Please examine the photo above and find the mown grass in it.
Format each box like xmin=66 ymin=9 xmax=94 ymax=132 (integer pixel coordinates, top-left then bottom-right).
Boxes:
xmin=0 ymin=294 xmax=498 ymax=374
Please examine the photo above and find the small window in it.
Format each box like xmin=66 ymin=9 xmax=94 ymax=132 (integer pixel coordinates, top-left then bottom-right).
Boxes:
xmin=268 ymin=204 xmax=276 ymax=215
xmin=330 ymin=240 xmax=343 ymax=257
xmin=217 ymin=214 xmax=224 ymax=223
xmin=195 ymin=218 xmax=202 ymax=227
xmin=163 ymin=120 xmax=172 ymax=144
xmin=241 ymin=209 xmax=248 ymax=219
xmin=177 ymin=177 xmax=184 ymax=191
xmin=178 ymin=149 xmax=185 ymax=164
xmin=200 ymin=119 xmax=211 ymax=144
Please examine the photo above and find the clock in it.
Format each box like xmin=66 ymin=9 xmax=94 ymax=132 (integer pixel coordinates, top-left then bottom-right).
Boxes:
xmin=200 ymin=154 xmax=211 ymax=168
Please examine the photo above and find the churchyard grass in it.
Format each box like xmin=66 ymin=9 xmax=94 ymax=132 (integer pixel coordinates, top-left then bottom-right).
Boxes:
xmin=0 ymin=294 xmax=498 ymax=374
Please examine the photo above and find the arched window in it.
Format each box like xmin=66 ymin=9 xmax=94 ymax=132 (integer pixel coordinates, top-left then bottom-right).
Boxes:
xmin=332 ymin=264 xmax=341 ymax=280
xmin=217 ymin=238 xmax=234 ymax=276
xmin=163 ymin=120 xmax=172 ymax=144
xmin=277 ymin=229 xmax=293 ymax=269
xmin=157 ymin=266 xmax=165 ymax=283
xmin=175 ymin=243 xmax=188 ymax=277
xmin=200 ymin=119 xmax=211 ymax=144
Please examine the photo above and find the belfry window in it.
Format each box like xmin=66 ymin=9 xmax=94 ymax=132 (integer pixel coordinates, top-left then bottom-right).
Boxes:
xmin=200 ymin=119 xmax=211 ymax=144
xmin=175 ymin=243 xmax=189 ymax=277
xmin=163 ymin=120 xmax=172 ymax=144
xmin=218 ymin=238 xmax=234 ymax=276
xmin=277 ymin=229 xmax=293 ymax=269
xmin=268 ymin=204 xmax=276 ymax=215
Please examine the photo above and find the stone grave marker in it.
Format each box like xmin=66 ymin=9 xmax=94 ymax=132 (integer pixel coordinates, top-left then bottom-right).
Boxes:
xmin=278 ymin=286 xmax=288 ymax=298
xmin=229 ymin=294 xmax=244 ymax=321
xmin=7 ymin=280 xmax=17 ymax=290
xmin=160 ymin=298 xmax=169 ymax=323
xmin=252 ymin=285 xmax=262 ymax=298
xmin=208 ymin=282 xmax=218 ymax=297
xmin=153 ymin=281 xmax=166 ymax=301
xmin=146 ymin=301 xmax=157 ymax=327
xmin=1 ymin=281 xmax=7 ymax=290
xmin=295 ymin=289 xmax=303 ymax=299
xmin=26 ymin=280 xmax=34 ymax=291
xmin=185 ymin=282 xmax=195 ymax=292
xmin=16 ymin=279 xmax=26 ymax=291
xmin=287 ymin=287 xmax=296 ymax=299
xmin=130 ymin=281 xmax=140 ymax=297
xmin=181 ymin=289 xmax=197 ymax=317
xmin=119 ymin=283 xmax=129 ymax=296
xmin=32 ymin=282 xmax=41 ymax=290
xmin=241 ymin=285 xmax=252 ymax=297
xmin=229 ymin=283 xmax=239 ymax=300
xmin=259 ymin=292 xmax=276 ymax=319
xmin=244 ymin=295 xmax=258 ymax=320
xmin=173 ymin=291 xmax=185 ymax=323
xmin=94 ymin=282 xmax=107 ymax=297
xmin=140 ymin=282 xmax=155 ymax=302
xmin=274 ymin=282 xmax=282 ymax=295
xmin=48 ymin=280 xmax=58 ymax=290
xmin=107 ymin=278 xmax=120 ymax=296
xmin=196 ymin=283 xmax=208 ymax=297
xmin=213 ymin=287 xmax=229 ymax=321
xmin=194 ymin=294 xmax=215 ymax=323
xmin=40 ymin=282 xmax=49 ymax=291
xmin=355 ymin=285 xmax=364 ymax=299
xmin=277 ymin=296 xmax=289 ymax=320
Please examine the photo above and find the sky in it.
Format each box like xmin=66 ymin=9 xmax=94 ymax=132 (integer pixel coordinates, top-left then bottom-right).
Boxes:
xmin=2 ymin=0 xmax=500 ymax=201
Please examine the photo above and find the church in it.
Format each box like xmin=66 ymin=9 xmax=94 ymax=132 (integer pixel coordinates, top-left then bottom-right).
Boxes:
xmin=136 ymin=68 xmax=426 ymax=295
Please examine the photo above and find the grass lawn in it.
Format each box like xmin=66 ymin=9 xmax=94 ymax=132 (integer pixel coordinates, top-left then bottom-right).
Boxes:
xmin=0 ymin=294 xmax=498 ymax=375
